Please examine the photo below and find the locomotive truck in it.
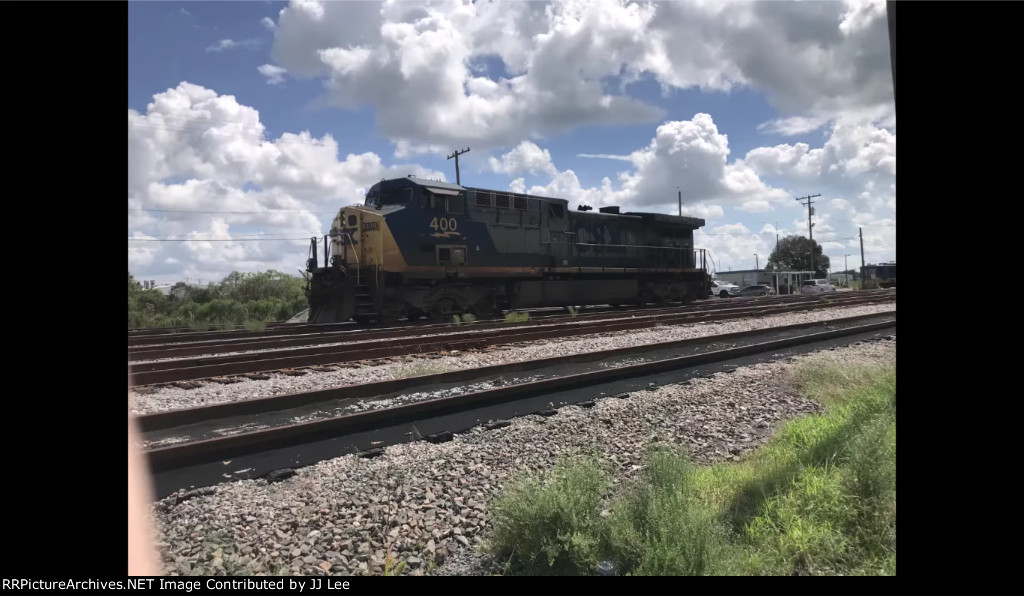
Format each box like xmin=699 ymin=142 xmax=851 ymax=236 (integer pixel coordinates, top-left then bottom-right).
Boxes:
xmin=304 ymin=176 xmax=710 ymax=324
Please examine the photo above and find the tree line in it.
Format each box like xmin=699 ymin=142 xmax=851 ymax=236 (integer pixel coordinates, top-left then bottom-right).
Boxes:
xmin=128 ymin=270 xmax=307 ymax=329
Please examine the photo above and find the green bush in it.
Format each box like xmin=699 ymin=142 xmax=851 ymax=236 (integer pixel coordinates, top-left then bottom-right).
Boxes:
xmin=128 ymin=270 xmax=308 ymax=329
xmin=607 ymin=448 xmax=727 ymax=576
xmin=488 ymin=457 xmax=608 ymax=575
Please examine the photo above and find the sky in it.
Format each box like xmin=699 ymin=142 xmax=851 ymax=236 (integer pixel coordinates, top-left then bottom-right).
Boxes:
xmin=128 ymin=0 xmax=896 ymax=284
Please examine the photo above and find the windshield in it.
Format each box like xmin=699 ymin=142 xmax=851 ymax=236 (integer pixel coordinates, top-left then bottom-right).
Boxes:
xmin=365 ymin=185 xmax=412 ymax=207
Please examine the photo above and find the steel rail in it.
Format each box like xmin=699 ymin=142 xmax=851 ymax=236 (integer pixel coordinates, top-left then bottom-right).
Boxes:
xmin=128 ymin=291 xmax=878 ymax=358
xmin=128 ymin=293 xmax=894 ymax=386
xmin=128 ymin=289 xmax=896 ymax=347
xmin=137 ymin=311 xmax=896 ymax=434
xmin=144 ymin=316 xmax=895 ymax=474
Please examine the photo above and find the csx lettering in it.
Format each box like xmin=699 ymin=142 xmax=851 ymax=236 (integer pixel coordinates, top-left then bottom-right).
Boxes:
xmin=429 ymin=217 xmax=458 ymax=232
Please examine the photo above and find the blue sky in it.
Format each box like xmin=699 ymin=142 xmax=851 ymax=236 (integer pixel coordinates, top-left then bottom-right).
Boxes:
xmin=128 ymin=1 xmax=895 ymax=282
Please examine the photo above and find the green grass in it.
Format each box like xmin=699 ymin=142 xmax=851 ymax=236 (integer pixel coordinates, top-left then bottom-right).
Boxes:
xmin=404 ymin=362 xmax=449 ymax=378
xmin=487 ymin=457 xmax=608 ymax=575
xmin=452 ymin=313 xmax=478 ymax=326
xmin=487 ymin=361 xmax=896 ymax=576
xmin=504 ymin=311 xmax=531 ymax=323
xmin=243 ymin=320 xmax=268 ymax=332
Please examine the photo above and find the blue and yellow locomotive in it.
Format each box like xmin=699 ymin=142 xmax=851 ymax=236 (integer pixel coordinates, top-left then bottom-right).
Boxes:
xmin=305 ymin=176 xmax=710 ymax=324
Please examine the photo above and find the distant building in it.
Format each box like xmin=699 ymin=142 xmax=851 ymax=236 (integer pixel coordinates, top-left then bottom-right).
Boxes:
xmin=138 ymin=280 xmax=214 ymax=296
xmin=830 ymin=273 xmax=854 ymax=286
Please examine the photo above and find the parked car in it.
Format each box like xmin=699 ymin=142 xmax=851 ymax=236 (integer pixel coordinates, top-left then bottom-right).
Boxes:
xmin=709 ymin=280 xmax=741 ymax=298
xmin=739 ymin=284 xmax=776 ymax=297
xmin=800 ymin=279 xmax=838 ymax=295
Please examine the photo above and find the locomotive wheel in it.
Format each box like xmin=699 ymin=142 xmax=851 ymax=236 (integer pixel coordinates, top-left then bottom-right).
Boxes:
xmin=353 ymin=314 xmax=374 ymax=325
xmin=429 ymin=297 xmax=460 ymax=322
xmin=406 ymin=308 xmax=426 ymax=321
xmin=637 ymin=289 xmax=655 ymax=307
xmin=378 ymin=301 xmax=405 ymax=325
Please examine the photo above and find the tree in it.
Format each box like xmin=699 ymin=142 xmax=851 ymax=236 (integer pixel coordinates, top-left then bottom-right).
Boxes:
xmin=766 ymin=236 xmax=830 ymax=277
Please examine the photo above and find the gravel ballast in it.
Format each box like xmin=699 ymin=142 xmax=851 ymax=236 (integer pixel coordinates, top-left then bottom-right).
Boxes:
xmin=148 ymin=335 xmax=896 ymax=577
xmin=130 ymin=303 xmax=894 ymax=416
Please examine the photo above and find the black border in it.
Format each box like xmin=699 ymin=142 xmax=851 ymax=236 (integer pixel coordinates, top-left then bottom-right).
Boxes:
xmin=6 ymin=0 xmax=128 ymax=580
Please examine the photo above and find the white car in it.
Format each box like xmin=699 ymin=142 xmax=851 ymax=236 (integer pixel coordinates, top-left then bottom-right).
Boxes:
xmin=800 ymin=279 xmax=838 ymax=295
xmin=709 ymin=280 xmax=741 ymax=298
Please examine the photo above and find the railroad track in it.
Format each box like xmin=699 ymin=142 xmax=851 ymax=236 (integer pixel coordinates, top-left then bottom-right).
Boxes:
xmin=128 ymin=292 xmax=880 ymax=358
xmin=128 ymin=290 xmax=895 ymax=348
xmin=127 ymin=291 xmax=895 ymax=386
xmin=141 ymin=311 xmax=896 ymax=498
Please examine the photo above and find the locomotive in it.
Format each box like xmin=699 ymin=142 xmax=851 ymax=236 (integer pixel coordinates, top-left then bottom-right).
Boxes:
xmin=304 ymin=176 xmax=710 ymax=324
xmin=861 ymin=262 xmax=896 ymax=289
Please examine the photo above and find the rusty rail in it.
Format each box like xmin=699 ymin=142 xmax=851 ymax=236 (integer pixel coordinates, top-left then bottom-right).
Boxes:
xmin=143 ymin=316 xmax=896 ymax=474
xmin=128 ymin=293 xmax=894 ymax=386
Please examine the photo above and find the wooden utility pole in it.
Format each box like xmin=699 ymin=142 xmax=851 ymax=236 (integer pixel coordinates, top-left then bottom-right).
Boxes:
xmin=446 ymin=147 xmax=470 ymax=185
xmin=859 ymin=227 xmax=866 ymax=269
xmin=795 ymin=194 xmax=821 ymax=273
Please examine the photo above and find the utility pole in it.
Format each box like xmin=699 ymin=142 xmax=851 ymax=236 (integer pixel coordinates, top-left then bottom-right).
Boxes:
xmin=677 ymin=187 xmax=682 ymax=217
xmin=795 ymin=193 xmax=820 ymax=273
xmin=446 ymin=147 xmax=470 ymax=185
xmin=845 ymin=254 xmax=850 ymax=284
xmin=859 ymin=228 xmax=865 ymax=266
xmin=754 ymin=253 xmax=759 ymax=271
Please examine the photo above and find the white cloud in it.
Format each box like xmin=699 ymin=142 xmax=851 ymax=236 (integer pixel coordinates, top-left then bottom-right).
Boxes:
xmin=756 ymin=115 xmax=831 ymax=136
xmin=743 ymin=115 xmax=895 ymax=244
xmin=392 ymin=140 xmax=449 ymax=159
xmin=496 ymin=113 xmax=779 ymax=221
xmin=206 ymin=38 xmax=261 ymax=53
xmin=488 ymin=142 xmax=558 ymax=176
xmin=258 ymin=64 xmax=287 ymax=85
xmin=740 ymin=200 xmax=772 ymax=212
xmin=128 ymin=82 xmax=445 ymax=282
xmin=578 ymin=153 xmax=634 ymax=162
xmin=262 ymin=0 xmax=894 ymax=148
xmin=261 ymin=17 xmax=277 ymax=31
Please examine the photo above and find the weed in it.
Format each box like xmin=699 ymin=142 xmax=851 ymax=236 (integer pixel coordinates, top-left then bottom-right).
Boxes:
xmin=607 ymin=447 xmax=727 ymax=576
xmin=404 ymin=362 xmax=448 ymax=378
xmin=487 ymin=457 xmax=607 ymax=575
xmin=504 ymin=311 xmax=531 ymax=323
xmin=243 ymin=320 xmax=267 ymax=332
